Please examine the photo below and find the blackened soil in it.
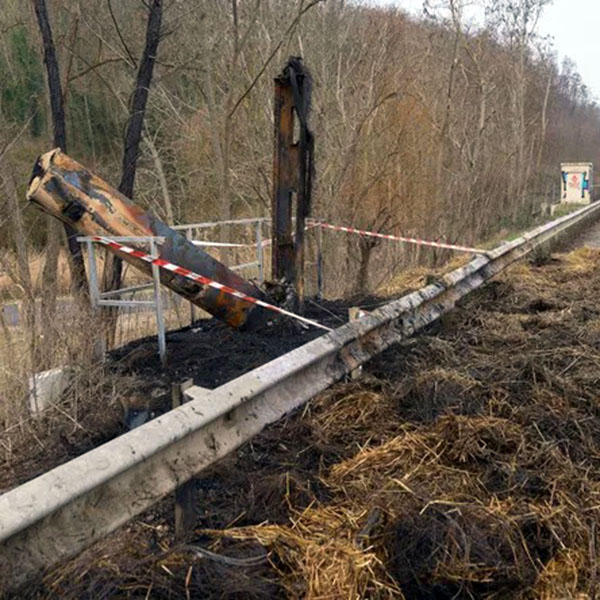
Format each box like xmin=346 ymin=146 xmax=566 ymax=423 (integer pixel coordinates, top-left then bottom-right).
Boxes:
xmin=109 ymin=297 xmax=389 ymax=389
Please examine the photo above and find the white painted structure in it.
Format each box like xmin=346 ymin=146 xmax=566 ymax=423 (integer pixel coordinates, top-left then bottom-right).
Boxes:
xmin=561 ymin=162 xmax=593 ymax=204
xmin=28 ymin=367 xmax=72 ymax=416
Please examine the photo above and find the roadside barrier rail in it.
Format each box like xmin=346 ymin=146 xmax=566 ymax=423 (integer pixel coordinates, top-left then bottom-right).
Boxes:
xmin=1 ymin=201 xmax=599 ymax=591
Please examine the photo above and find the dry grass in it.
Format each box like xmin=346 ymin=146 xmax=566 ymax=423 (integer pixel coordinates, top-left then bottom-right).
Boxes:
xmin=377 ymin=254 xmax=471 ymax=298
xmin=203 ymin=246 xmax=600 ymax=598
xmin=0 ymin=256 xmax=165 ymax=492
xmin=0 ymin=249 xmax=72 ymax=299
xmin=0 ymin=295 xmax=150 ymax=491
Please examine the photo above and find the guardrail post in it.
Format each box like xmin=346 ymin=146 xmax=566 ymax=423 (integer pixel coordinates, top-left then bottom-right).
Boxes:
xmin=348 ymin=307 xmax=366 ymax=380
xmin=172 ymin=378 xmax=195 ymax=540
xmin=150 ymin=238 xmax=167 ymax=366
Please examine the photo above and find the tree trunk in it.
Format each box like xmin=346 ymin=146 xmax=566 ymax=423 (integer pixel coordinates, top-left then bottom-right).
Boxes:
xmin=536 ymin=68 xmax=553 ymax=175
xmin=355 ymin=239 xmax=375 ymax=296
xmin=103 ymin=0 xmax=163 ymax=345
xmin=32 ymin=0 xmax=87 ymax=299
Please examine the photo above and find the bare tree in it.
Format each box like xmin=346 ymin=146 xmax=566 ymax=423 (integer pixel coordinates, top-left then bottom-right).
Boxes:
xmin=485 ymin=0 xmax=551 ymax=217
xmin=104 ymin=0 xmax=163 ymax=298
xmin=32 ymin=0 xmax=88 ymax=307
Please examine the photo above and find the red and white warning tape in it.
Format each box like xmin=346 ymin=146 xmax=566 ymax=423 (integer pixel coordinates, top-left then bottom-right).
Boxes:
xmin=307 ymin=220 xmax=486 ymax=255
xmin=190 ymin=222 xmax=320 ymax=249
xmin=91 ymin=236 xmax=332 ymax=332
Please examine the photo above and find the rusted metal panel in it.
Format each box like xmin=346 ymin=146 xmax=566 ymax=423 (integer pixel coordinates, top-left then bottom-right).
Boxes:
xmin=27 ymin=149 xmax=269 ymax=329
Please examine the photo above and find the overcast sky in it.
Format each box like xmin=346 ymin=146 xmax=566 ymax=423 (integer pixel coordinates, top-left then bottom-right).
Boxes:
xmin=373 ymin=0 xmax=600 ymax=100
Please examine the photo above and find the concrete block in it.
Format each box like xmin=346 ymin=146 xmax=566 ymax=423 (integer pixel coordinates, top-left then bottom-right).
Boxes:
xmin=28 ymin=367 xmax=72 ymax=416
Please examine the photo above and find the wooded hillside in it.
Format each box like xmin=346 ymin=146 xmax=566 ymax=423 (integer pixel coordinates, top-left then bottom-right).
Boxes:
xmin=1 ymin=0 xmax=599 ymax=295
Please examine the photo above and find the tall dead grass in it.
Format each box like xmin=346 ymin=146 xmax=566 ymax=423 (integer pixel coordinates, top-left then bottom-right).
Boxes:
xmin=0 ymin=251 xmax=164 ymax=492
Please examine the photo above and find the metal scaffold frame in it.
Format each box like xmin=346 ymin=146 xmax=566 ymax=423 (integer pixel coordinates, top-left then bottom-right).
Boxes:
xmin=78 ymin=218 xmax=271 ymax=364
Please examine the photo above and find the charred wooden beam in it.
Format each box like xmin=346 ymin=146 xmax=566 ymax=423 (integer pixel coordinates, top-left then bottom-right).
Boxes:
xmin=27 ymin=149 xmax=270 ymax=330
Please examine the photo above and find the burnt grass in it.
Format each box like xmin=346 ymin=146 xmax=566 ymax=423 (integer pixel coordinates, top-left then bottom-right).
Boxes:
xmin=0 ymin=297 xmax=386 ymax=492
xmin=108 ymin=297 xmax=363 ymax=389
xmin=11 ymin=248 xmax=600 ymax=599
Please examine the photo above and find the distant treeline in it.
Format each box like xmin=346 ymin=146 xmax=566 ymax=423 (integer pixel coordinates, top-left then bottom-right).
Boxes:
xmin=1 ymin=0 xmax=599 ymax=294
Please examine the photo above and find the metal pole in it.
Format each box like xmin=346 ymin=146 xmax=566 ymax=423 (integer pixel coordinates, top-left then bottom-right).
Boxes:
xmin=317 ymin=225 xmax=323 ymax=300
xmin=86 ymin=241 xmax=105 ymax=361
xmin=86 ymin=240 xmax=100 ymax=309
xmin=256 ymin=220 xmax=264 ymax=283
xmin=185 ymin=228 xmax=197 ymax=325
xmin=150 ymin=239 xmax=167 ymax=365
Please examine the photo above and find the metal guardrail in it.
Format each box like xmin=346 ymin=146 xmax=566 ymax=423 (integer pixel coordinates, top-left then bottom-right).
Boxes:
xmin=1 ymin=201 xmax=600 ymax=591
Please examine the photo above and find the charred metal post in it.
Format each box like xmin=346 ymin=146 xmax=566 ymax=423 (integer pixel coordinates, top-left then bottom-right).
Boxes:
xmin=27 ymin=149 xmax=270 ymax=330
xmin=272 ymin=69 xmax=296 ymax=285
xmin=272 ymin=57 xmax=314 ymax=310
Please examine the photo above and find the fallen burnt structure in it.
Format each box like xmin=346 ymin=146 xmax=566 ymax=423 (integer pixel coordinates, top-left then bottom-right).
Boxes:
xmin=27 ymin=149 xmax=270 ymax=330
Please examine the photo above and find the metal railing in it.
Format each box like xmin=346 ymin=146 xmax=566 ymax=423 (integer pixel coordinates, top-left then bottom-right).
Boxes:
xmin=77 ymin=219 xmax=272 ymax=364
xmin=79 ymin=236 xmax=168 ymax=363
xmin=173 ymin=217 xmax=268 ymax=283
